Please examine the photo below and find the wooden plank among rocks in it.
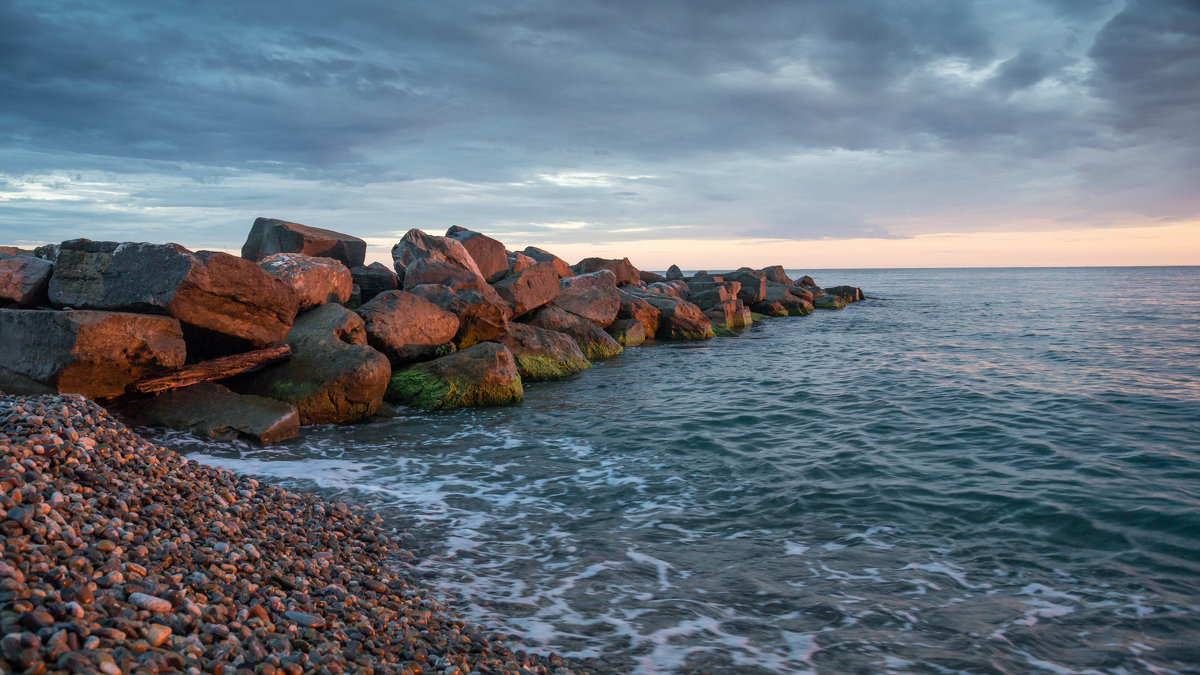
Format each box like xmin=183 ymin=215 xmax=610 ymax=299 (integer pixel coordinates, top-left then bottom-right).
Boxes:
xmin=128 ymin=343 xmax=292 ymax=394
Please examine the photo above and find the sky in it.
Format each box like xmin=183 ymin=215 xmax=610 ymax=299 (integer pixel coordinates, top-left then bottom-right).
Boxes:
xmin=1 ymin=0 xmax=1198 ymax=269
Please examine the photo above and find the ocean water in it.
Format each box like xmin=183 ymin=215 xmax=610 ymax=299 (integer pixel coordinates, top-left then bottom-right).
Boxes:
xmin=161 ymin=267 xmax=1200 ymax=674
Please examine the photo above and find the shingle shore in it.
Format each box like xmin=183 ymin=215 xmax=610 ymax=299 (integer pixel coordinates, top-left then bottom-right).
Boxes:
xmin=0 ymin=393 xmax=586 ymax=675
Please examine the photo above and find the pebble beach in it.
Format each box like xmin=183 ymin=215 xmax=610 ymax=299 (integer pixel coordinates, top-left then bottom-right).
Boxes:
xmin=0 ymin=393 xmax=586 ymax=675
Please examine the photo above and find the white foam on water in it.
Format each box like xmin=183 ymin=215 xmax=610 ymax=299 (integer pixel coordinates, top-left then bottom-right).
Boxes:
xmin=784 ymin=540 xmax=810 ymax=555
xmin=903 ymin=561 xmax=990 ymax=590
xmin=626 ymin=549 xmax=675 ymax=592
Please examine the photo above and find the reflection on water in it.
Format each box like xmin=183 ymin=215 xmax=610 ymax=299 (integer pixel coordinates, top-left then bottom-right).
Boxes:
xmin=158 ymin=267 xmax=1200 ymax=674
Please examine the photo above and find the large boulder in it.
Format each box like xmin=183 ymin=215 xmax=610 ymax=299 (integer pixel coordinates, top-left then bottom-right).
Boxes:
xmin=386 ymin=342 xmax=522 ymax=410
xmin=706 ymin=300 xmax=753 ymax=332
xmin=391 ymin=229 xmax=482 ymax=279
xmin=350 ymin=263 xmax=400 ymax=304
xmin=606 ymin=318 xmax=646 ymax=347
xmin=238 ymin=304 xmax=390 ymax=424
xmin=647 ymin=281 xmax=689 ymax=299
xmin=526 ymin=306 xmax=623 ymax=361
xmin=797 ymin=275 xmax=818 ymax=288
xmin=113 ymin=383 xmax=299 ymax=444
xmin=0 ymin=246 xmax=34 ymax=256
xmin=0 ymin=309 xmax=186 ymax=399
xmin=571 ymin=257 xmax=639 ymax=286
xmin=241 ymin=217 xmax=367 ymax=268
xmin=259 ymin=253 xmax=353 ymax=309
xmin=758 ymin=265 xmax=794 ymax=285
xmin=687 ymin=283 xmax=739 ymax=311
xmin=639 ymin=270 xmax=666 ymax=284
xmin=778 ymin=283 xmax=813 ymax=303
xmin=665 ymin=264 xmax=684 ymax=280
xmin=48 ymin=240 xmax=299 ymax=353
xmin=812 ymin=293 xmax=848 ymax=310
xmin=402 ymin=258 xmax=491 ymax=293
xmin=408 ymin=284 xmax=510 ymax=349
xmin=615 ymin=289 xmax=660 ymax=337
xmin=492 ymin=261 xmax=560 ymax=319
xmin=445 ymin=227 xmax=508 ymax=283
xmin=0 ymin=253 xmax=53 ymax=307
xmin=622 ymin=288 xmax=714 ymax=341
xmin=356 ymin=290 xmax=458 ymax=365
xmin=521 ymin=247 xmax=572 ymax=278
xmin=553 ymin=270 xmax=620 ymax=327
xmin=724 ymin=271 xmax=767 ymax=304
xmin=494 ymin=323 xmax=591 ymax=381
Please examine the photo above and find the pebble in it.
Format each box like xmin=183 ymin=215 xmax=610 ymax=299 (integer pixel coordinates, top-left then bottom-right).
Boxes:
xmin=0 ymin=393 xmax=598 ymax=674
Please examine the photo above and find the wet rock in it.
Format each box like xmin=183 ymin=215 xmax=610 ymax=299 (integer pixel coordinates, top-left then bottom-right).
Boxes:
xmin=112 ymin=382 xmax=300 ymax=444
xmin=238 ymin=304 xmax=390 ymax=424
xmin=284 ymin=610 xmax=327 ymax=629
xmin=356 ymin=290 xmax=459 ymax=365
xmin=823 ymin=285 xmax=865 ymax=302
xmin=706 ymin=300 xmax=753 ymax=334
xmin=349 ymin=262 xmax=399 ymax=304
xmin=812 ymin=293 xmax=849 ymax=310
xmin=48 ymin=240 xmax=299 ymax=352
xmin=520 ymin=246 xmax=572 ymax=278
xmin=752 ymin=285 xmax=812 ymax=317
xmin=723 ymin=270 xmax=767 ymax=305
xmin=445 ymin=226 xmax=509 ymax=283
xmin=797 ymin=275 xmax=818 ymax=288
xmin=0 ymin=309 xmax=186 ymax=399
xmin=494 ymin=323 xmax=591 ymax=381
xmin=387 ymin=342 xmax=522 ymax=410
xmin=408 ymin=284 xmax=510 ymax=349
xmin=607 ymin=318 xmax=646 ymax=347
xmin=0 ymin=253 xmax=53 ymax=306
xmin=492 ymin=261 xmax=561 ymax=319
xmin=240 ymin=217 xmax=367 ymax=268
xmin=571 ymin=257 xmax=640 ymax=286
xmin=259 ymin=253 xmax=353 ymax=309
xmin=552 ymin=270 xmax=621 ymax=328
xmin=526 ymin=305 xmax=623 ymax=361
xmin=687 ymin=283 xmax=740 ymax=311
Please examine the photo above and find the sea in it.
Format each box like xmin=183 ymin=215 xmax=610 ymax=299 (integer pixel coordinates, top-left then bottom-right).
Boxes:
xmin=156 ymin=267 xmax=1200 ymax=674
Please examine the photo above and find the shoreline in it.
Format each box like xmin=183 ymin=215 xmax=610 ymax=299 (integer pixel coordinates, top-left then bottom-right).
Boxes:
xmin=1 ymin=393 xmax=600 ymax=674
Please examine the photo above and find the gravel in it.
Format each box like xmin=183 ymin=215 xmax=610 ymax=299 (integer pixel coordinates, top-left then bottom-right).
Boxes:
xmin=1 ymin=393 xmax=595 ymax=674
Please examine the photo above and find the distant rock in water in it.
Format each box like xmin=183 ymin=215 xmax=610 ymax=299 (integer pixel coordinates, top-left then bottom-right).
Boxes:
xmin=241 ymin=217 xmax=367 ymax=268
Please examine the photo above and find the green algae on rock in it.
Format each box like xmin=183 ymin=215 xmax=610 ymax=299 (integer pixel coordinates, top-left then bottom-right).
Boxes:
xmin=495 ymin=323 xmax=591 ymax=381
xmin=386 ymin=342 xmax=523 ymax=410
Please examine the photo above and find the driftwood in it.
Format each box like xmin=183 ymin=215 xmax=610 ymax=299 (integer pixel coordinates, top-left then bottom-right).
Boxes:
xmin=129 ymin=344 xmax=292 ymax=395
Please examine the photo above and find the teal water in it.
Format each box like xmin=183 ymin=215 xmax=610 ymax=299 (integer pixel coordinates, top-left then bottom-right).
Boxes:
xmin=165 ymin=267 xmax=1200 ymax=674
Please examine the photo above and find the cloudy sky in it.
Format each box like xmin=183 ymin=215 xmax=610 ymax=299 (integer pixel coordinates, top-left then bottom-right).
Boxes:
xmin=1 ymin=0 xmax=1198 ymax=267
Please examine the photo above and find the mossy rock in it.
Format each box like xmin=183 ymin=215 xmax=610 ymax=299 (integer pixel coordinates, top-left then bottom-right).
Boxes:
xmin=385 ymin=342 xmax=523 ymax=410
xmin=513 ymin=353 xmax=591 ymax=381
xmin=496 ymin=323 xmax=592 ymax=381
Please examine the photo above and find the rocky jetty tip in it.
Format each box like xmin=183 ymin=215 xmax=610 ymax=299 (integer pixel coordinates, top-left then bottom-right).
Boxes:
xmin=0 ymin=393 xmax=594 ymax=674
xmin=1 ymin=218 xmax=864 ymax=446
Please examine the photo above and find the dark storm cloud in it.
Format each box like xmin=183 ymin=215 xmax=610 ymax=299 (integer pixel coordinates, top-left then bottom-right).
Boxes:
xmin=0 ymin=0 xmax=1198 ymax=247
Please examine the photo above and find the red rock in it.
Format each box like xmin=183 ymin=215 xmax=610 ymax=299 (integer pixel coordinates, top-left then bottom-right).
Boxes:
xmin=621 ymin=288 xmax=714 ymax=341
xmin=241 ymin=217 xmax=367 ymax=268
xmin=606 ymin=318 xmax=646 ymax=347
xmin=571 ymin=257 xmax=640 ymax=286
xmin=391 ymin=229 xmax=482 ymax=279
xmin=552 ymin=270 xmax=620 ymax=328
xmin=0 ymin=309 xmax=186 ymax=399
xmin=259 ymin=253 xmax=352 ymax=309
xmin=446 ymin=227 xmax=509 ymax=283
xmin=616 ymin=289 xmax=660 ymax=336
xmin=526 ymin=305 xmax=622 ymax=361
xmin=521 ymin=247 xmax=572 ymax=278
xmin=356 ymin=290 xmax=459 ymax=364
xmin=408 ymin=284 xmax=510 ymax=349
xmin=494 ymin=323 xmax=590 ymax=381
xmin=493 ymin=261 xmax=560 ymax=319
xmin=0 ymin=253 xmax=53 ymax=306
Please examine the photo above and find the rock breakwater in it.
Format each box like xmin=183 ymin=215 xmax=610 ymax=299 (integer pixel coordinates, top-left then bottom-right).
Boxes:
xmin=0 ymin=393 xmax=585 ymax=674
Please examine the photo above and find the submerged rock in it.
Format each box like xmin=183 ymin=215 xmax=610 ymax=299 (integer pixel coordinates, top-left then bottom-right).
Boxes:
xmin=0 ymin=309 xmax=186 ymax=399
xmin=387 ymin=342 xmax=522 ymax=410
xmin=259 ymin=253 xmax=353 ymax=309
xmin=526 ymin=305 xmax=623 ymax=361
xmin=113 ymin=382 xmax=299 ymax=444
xmin=495 ymin=323 xmax=591 ymax=381
xmin=607 ymin=318 xmax=647 ymax=347
xmin=240 ymin=217 xmax=367 ymax=268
